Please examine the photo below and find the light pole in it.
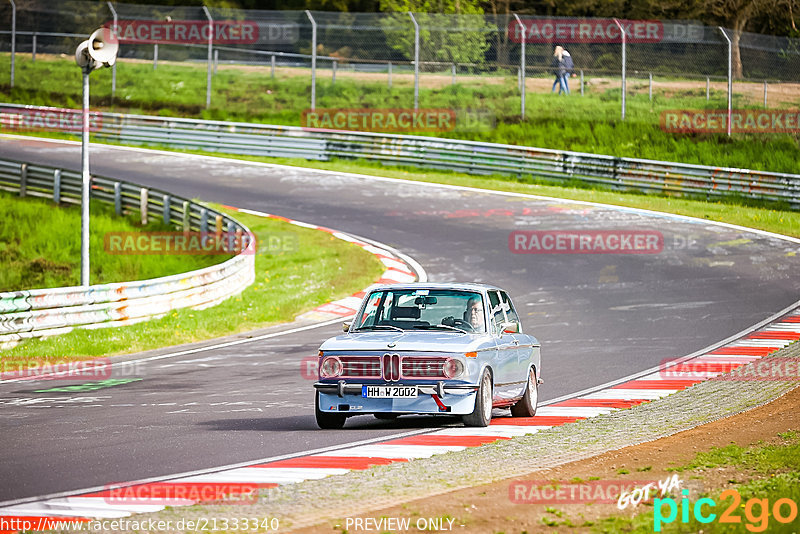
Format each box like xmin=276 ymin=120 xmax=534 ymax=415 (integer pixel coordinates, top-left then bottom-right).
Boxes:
xmin=75 ymin=28 xmax=119 ymax=286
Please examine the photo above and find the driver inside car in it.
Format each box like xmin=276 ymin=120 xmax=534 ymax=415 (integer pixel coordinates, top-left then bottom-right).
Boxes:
xmin=442 ymin=296 xmax=484 ymax=332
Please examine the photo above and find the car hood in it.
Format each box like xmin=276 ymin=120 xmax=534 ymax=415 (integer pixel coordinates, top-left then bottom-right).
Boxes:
xmin=319 ymin=331 xmax=490 ymax=353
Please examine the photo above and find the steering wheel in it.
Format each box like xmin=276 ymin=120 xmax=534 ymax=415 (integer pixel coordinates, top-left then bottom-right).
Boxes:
xmin=451 ymin=318 xmax=475 ymax=332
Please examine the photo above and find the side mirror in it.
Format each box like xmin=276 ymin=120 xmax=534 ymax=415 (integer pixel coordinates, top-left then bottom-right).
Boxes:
xmin=501 ymin=321 xmax=519 ymax=334
xmin=343 ymin=321 xmax=352 ymax=333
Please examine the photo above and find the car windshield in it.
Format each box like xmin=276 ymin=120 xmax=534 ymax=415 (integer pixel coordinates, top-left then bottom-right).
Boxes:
xmin=353 ymin=289 xmax=486 ymax=333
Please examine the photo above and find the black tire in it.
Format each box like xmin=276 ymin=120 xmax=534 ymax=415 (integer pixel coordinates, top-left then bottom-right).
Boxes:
xmin=511 ymin=367 xmax=538 ymax=417
xmin=374 ymin=413 xmax=400 ymax=420
xmin=315 ymin=391 xmax=346 ymax=429
xmin=462 ymin=370 xmax=492 ymax=427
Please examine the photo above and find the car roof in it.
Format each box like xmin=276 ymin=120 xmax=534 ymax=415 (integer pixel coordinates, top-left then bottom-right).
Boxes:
xmin=367 ymin=282 xmax=505 ymax=293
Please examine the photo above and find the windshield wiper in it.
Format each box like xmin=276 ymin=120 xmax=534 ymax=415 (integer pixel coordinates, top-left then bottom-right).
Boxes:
xmin=414 ymin=324 xmax=468 ymax=334
xmin=354 ymin=324 xmax=405 ymax=333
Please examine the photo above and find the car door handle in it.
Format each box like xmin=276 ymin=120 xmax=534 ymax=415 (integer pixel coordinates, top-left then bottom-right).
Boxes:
xmin=512 ymin=339 xmax=519 ymax=345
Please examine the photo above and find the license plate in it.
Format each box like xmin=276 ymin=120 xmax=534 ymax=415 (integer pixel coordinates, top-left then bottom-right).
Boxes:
xmin=362 ymin=385 xmax=418 ymax=398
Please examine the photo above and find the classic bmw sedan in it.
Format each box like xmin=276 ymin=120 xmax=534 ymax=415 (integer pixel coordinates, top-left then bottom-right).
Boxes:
xmin=313 ymin=283 xmax=542 ymax=428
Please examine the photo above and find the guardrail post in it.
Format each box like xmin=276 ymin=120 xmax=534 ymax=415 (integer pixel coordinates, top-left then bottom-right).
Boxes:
xmin=53 ymin=169 xmax=61 ymax=203
xmin=163 ymin=194 xmax=171 ymax=225
xmin=140 ymin=188 xmax=148 ymax=225
xmin=409 ymin=12 xmax=419 ymax=111
xmin=332 ymin=59 xmax=337 ymax=85
xmin=388 ymin=61 xmax=392 ymax=88
xmin=215 ymin=214 xmax=223 ymax=242
xmin=227 ymin=220 xmax=235 ymax=252
xmin=32 ymin=32 xmax=36 ymax=62
xmin=19 ymin=163 xmax=27 ymax=197
xmin=306 ymin=10 xmax=317 ymax=111
xmin=200 ymin=208 xmax=209 ymax=234
xmin=270 ymin=55 xmax=275 ymax=78
xmin=153 ymin=44 xmax=158 ymax=70
xmin=182 ymin=200 xmax=190 ymax=233
xmin=113 ymin=182 xmax=121 ymax=215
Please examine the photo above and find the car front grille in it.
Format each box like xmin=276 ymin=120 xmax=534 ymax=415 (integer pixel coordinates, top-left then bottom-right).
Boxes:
xmin=336 ymin=354 xmax=449 ymax=380
xmin=339 ymin=356 xmax=381 ymax=378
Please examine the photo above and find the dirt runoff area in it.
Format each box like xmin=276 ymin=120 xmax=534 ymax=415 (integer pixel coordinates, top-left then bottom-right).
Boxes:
xmin=294 ymin=385 xmax=800 ymax=534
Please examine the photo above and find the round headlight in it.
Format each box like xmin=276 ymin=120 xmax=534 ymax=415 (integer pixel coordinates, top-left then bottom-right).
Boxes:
xmin=443 ymin=358 xmax=465 ymax=379
xmin=320 ymin=356 xmax=343 ymax=378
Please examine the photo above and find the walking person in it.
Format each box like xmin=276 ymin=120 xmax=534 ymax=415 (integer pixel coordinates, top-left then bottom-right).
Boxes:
xmin=561 ymin=47 xmax=574 ymax=94
xmin=550 ymin=46 xmax=569 ymax=94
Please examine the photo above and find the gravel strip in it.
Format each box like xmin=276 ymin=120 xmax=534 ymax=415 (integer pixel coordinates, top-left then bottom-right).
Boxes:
xmin=79 ymin=341 xmax=799 ymax=533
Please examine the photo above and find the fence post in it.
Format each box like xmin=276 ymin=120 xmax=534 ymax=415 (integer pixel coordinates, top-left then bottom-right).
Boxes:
xmin=649 ymin=72 xmax=652 ymax=101
xmin=215 ymin=214 xmax=223 ymax=242
xmin=706 ymin=76 xmax=710 ymax=101
xmin=451 ymin=63 xmax=456 ymax=85
xmin=202 ymin=6 xmax=213 ymax=109
xmin=332 ymin=59 xmax=337 ymax=85
xmin=140 ymin=188 xmax=149 ymax=225
xmin=580 ymin=69 xmax=584 ymax=96
xmin=107 ymin=1 xmax=118 ymax=100
xmin=306 ymin=10 xmax=317 ymax=111
xmin=388 ymin=61 xmax=392 ymax=88
xmin=200 ymin=208 xmax=209 ymax=234
xmin=719 ymin=27 xmax=732 ymax=137
xmin=182 ymin=200 xmax=190 ymax=233
xmin=53 ymin=169 xmax=61 ymax=203
xmin=163 ymin=194 xmax=171 ymax=225
xmin=213 ymin=49 xmax=219 ymax=75
xmin=154 ymin=43 xmax=158 ymax=70
xmin=19 ymin=163 xmax=26 ymax=197
xmin=409 ymin=12 xmax=419 ymax=111
xmin=613 ymin=18 xmax=626 ymax=120
xmin=32 ymin=32 xmax=36 ymax=62
xmin=227 ymin=220 xmax=236 ymax=252
xmin=9 ymin=0 xmax=16 ymax=88
xmin=113 ymin=182 xmax=121 ymax=215
xmin=763 ymin=80 xmax=767 ymax=108
xmin=270 ymin=55 xmax=275 ymax=79
xmin=513 ymin=13 xmax=525 ymax=120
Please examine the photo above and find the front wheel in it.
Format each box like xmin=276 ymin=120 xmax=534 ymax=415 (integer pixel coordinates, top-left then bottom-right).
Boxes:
xmin=511 ymin=367 xmax=538 ymax=417
xmin=315 ymin=391 xmax=346 ymax=429
xmin=462 ymin=370 xmax=492 ymax=427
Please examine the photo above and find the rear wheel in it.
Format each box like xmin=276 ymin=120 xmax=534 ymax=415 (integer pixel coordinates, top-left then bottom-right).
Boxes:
xmin=315 ymin=391 xmax=346 ymax=429
xmin=462 ymin=370 xmax=492 ymax=427
xmin=511 ymin=367 xmax=538 ymax=417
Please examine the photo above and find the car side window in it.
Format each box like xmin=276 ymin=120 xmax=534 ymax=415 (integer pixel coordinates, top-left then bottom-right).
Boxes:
xmin=487 ymin=291 xmax=506 ymax=334
xmin=500 ymin=291 xmax=521 ymax=333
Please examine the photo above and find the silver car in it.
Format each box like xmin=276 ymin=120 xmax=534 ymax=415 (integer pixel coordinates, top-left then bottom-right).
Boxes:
xmin=314 ymin=283 xmax=542 ymax=428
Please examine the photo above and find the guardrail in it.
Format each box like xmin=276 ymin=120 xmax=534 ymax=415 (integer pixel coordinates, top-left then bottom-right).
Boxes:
xmin=1 ymin=103 xmax=799 ymax=209
xmin=0 ymin=155 xmax=255 ymax=348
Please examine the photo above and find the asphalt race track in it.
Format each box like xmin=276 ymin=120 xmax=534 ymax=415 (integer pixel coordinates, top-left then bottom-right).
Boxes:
xmin=1 ymin=137 xmax=799 ymax=503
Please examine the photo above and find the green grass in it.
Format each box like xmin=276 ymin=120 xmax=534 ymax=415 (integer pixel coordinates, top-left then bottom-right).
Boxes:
xmin=0 ymin=190 xmax=224 ymax=291
xmin=1 ymin=203 xmax=384 ymax=364
xmin=592 ymin=432 xmax=800 ymax=533
xmin=2 ymin=54 xmax=799 ymax=174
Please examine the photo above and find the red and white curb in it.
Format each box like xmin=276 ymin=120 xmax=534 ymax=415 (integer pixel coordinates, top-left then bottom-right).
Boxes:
xmin=1 ymin=303 xmax=798 ymax=527
xmin=222 ymin=206 xmax=419 ymax=322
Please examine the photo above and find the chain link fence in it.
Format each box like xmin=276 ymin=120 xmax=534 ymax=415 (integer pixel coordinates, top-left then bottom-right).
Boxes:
xmin=1 ymin=1 xmax=799 ymax=133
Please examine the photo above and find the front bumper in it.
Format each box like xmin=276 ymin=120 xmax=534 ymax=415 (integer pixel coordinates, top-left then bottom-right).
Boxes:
xmin=314 ymin=381 xmax=479 ymax=416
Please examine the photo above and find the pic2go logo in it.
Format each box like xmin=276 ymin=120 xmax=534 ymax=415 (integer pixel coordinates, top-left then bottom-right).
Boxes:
xmin=654 ymin=489 xmax=799 ymax=532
